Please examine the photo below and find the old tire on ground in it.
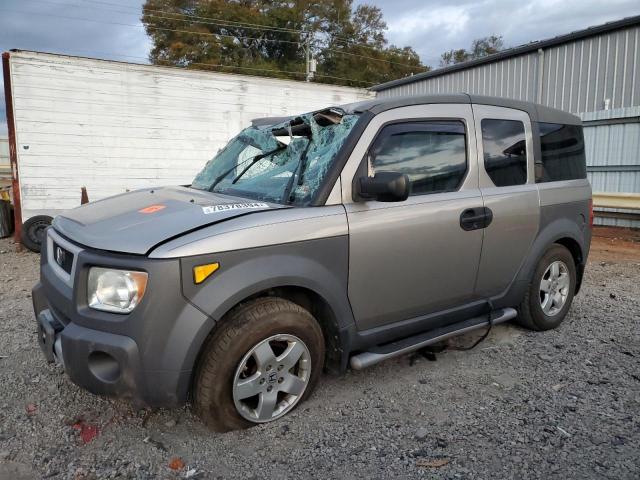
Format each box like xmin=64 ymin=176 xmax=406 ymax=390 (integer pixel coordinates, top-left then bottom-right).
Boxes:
xmin=518 ymin=243 xmax=577 ymax=331
xmin=21 ymin=215 xmax=53 ymax=253
xmin=193 ymin=297 xmax=325 ymax=432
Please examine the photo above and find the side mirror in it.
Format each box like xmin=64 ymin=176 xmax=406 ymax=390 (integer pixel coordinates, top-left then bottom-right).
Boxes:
xmin=357 ymin=172 xmax=410 ymax=202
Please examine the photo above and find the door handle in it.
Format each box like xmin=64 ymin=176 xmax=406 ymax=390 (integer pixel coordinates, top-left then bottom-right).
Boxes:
xmin=460 ymin=207 xmax=493 ymax=231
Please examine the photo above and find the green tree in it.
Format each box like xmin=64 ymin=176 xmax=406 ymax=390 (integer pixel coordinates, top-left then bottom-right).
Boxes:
xmin=440 ymin=48 xmax=471 ymax=66
xmin=440 ymin=35 xmax=504 ymax=67
xmin=141 ymin=0 xmax=427 ymax=87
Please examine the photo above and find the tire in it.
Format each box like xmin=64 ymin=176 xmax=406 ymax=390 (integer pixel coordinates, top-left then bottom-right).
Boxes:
xmin=193 ymin=297 xmax=325 ymax=432
xmin=21 ymin=215 xmax=53 ymax=253
xmin=518 ymin=244 xmax=577 ymax=331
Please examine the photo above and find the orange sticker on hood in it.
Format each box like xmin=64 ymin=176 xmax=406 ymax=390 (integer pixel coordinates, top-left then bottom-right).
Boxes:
xmin=139 ymin=205 xmax=166 ymax=214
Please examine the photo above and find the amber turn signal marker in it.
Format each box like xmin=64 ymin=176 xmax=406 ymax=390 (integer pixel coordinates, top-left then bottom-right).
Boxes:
xmin=193 ymin=263 xmax=220 ymax=284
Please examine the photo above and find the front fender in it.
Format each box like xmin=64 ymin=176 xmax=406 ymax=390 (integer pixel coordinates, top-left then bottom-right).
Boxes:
xmin=183 ymin=236 xmax=352 ymax=323
xmin=177 ymin=236 xmax=354 ymax=368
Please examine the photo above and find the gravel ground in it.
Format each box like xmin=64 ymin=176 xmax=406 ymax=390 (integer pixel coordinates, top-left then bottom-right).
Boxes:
xmin=0 ymin=231 xmax=639 ymax=480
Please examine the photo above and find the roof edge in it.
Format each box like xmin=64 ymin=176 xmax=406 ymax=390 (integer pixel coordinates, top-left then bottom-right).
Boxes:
xmin=371 ymin=14 xmax=640 ymax=92
xmin=4 ymin=49 xmax=371 ymax=93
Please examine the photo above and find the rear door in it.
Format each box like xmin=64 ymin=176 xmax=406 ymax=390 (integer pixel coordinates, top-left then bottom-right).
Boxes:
xmin=471 ymin=105 xmax=540 ymax=298
xmin=341 ymin=104 xmax=486 ymax=331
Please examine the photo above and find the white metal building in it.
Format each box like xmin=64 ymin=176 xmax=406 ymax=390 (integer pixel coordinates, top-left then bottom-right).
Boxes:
xmin=2 ymin=50 xmax=372 ymax=240
xmin=372 ymin=15 xmax=640 ymax=227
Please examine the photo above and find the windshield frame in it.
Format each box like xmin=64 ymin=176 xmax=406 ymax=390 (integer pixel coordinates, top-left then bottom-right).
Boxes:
xmin=306 ymin=109 xmax=373 ymax=206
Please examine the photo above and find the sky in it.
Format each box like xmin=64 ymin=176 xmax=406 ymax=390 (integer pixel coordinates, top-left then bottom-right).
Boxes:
xmin=1 ymin=0 xmax=639 ymax=135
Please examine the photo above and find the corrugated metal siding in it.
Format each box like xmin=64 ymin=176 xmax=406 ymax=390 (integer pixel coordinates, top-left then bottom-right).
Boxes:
xmin=382 ymin=52 xmax=541 ymax=104
xmin=378 ymin=24 xmax=640 ymax=115
xmin=582 ymin=106 xmax=640 ymax=227
xmin=377 ymin=23 xmax=640 ymax=227
xmin=8 ymin=51 xmax=373 ymax=219
xmin=542 ymin=27 xmax=640 ymax=112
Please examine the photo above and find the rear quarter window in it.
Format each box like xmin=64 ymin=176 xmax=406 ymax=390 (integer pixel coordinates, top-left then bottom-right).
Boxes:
xmin=481 ymin=119 xmax=527 ymax=187
xmin=536 ymin=123 xmax=587 ymax=182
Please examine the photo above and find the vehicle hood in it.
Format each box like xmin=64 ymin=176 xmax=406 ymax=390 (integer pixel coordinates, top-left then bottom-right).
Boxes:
xmin=53 ymin=186 xmax=287 ymax=255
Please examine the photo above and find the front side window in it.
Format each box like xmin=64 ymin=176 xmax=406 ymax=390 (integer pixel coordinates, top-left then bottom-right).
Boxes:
xmin=536 ymin=122 xmax=587 ymax=182
xmin=369 ymin=121 xmax=467 ymax=196
xmin=191 ymin=109 xmax=360 ymax=206
xmin=481 ymin=119 xmax=527 ymax=187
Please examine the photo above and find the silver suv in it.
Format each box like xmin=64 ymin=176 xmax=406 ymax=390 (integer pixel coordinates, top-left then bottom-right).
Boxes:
xmin=33 ymin=94 xmax=592 ymax=431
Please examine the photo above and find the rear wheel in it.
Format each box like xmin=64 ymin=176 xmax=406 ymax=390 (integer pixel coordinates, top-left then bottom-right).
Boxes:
xmin=518 ymin=244 xmax=577 ymax=331
xmin=193 ymin=297 xmax=325 ymax=432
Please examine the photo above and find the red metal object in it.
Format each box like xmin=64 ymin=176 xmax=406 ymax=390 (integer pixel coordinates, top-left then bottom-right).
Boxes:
xmin=81 ymin=186 xmax=89 ymax=204
xmin=2 ymin=52 xmax=22 ymax=244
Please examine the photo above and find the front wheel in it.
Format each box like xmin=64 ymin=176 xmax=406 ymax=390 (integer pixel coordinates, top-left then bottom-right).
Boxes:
xmin=193 ymin=297 xmax=325 ymax=432
xmin=518 ymin=244 xmax=577 ymax=331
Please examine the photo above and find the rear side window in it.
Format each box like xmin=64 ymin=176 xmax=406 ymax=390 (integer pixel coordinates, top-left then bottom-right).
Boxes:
xmin=370 ymin=121 xmax=467 ymax=196
xmin=481 ymin=119 xmax=527 ymax=187
xmin=536 ymin=123 xmax=587 ymax=182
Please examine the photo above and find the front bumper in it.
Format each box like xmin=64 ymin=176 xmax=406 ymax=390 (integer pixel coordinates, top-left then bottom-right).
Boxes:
xmin=35 ymin=296 xmax=145 ymax=400
xmin=33 ymin=228 xmax=215 ymax=407
xmin=36 ymin=309 xmax=60 ymax=364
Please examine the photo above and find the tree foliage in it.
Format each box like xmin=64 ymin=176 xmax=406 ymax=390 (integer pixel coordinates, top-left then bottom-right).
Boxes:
xmin=440 ymin=35 xmax=504 ymax=67
xmin=141 ymin=0 xmax=427 ymax=87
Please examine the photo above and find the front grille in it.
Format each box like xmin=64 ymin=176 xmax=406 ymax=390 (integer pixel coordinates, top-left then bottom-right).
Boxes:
xmin=52 ymin=241 xmax=74 ymax=274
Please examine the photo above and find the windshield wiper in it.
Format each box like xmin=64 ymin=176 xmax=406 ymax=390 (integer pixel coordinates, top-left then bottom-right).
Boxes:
xmin=208 ymin=145 xmax=284 ymax=192
xmin=282 ymin=141 xmax=312 ymax=204
xmin=231 ymin=145 xmax=286 ymax=185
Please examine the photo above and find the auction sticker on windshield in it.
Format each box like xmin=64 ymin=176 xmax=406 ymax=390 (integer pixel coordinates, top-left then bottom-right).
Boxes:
xmin=202 ymin=203 xmax=270 ymax=214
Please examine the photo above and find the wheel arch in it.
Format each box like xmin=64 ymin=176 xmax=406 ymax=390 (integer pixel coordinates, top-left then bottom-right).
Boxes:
xmin=234 ymin=285 xmax=346 ymax=373
xmin=187 ymin=283 xmax=350 ymax=399
xmin=526 ymin=217 xmax=587 ymax=284
xmin=497 ymin=218 xmax=589 ymax=309
xmin=554 ymin=236 xmax=586 ymax=293
xmin=180 ymin=236 xmax=355 ymax=387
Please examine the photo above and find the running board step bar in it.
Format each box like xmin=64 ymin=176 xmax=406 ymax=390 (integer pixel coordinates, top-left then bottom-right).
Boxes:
xmin=349 ymin=307 xmax=518 ymax=370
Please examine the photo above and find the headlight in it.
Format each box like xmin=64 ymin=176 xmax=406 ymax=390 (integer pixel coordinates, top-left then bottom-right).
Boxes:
xmin=87 ymin=267 xmax=148 ymax=314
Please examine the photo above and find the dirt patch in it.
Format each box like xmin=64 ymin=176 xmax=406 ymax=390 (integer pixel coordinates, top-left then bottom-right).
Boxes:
xmin=591 ymin=226 xmax=640 ymax=262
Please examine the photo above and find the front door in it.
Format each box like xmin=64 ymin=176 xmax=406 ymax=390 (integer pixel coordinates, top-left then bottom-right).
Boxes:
xmin=342 ymin=104 xmax=485 ymax=331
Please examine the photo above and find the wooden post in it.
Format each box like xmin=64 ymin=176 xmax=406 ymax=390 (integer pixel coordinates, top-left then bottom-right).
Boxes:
xmin=2 ymin=52 xmax=22 ymax=245
xmin=81 ymin=186 xmax=89 ymax=204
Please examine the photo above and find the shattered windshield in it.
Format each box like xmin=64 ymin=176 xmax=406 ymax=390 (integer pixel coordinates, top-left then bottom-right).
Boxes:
xmin=191 ymin=109 xmax=360 ymax=205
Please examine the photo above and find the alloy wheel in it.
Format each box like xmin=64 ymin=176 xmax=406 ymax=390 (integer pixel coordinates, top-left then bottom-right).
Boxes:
xmin=539 ymin=260 xmax=570 ymax=316
xmin=232 ymin=334 xmax=311 ymax=423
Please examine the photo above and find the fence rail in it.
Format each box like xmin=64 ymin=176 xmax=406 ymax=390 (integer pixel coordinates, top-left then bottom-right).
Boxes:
xmin=593 ymin=192 xmax=640 ymax=211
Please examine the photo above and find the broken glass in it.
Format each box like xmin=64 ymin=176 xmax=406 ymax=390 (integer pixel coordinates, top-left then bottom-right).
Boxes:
xmin=191 ymin=110 xmax=360 ymax=206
